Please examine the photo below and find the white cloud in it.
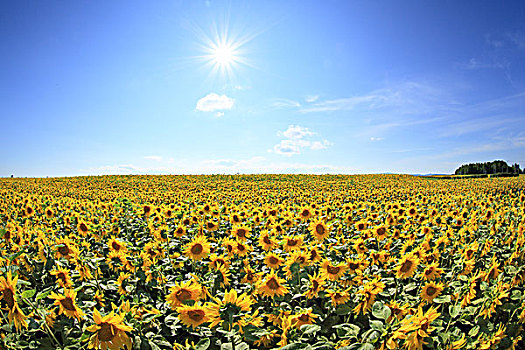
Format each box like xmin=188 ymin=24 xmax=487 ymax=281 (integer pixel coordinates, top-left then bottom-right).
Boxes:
xmin=144 ymin=155 xmax=163 ymax=161
xmin=310 ymin=140 xmax=331 ymax=150
xmin=271 ymin=125 xmax=331 ymax=156
xmin=215 ymin=112 xmax=224 ymax=117
xmin=279 ymin=125 xmax=315 ymax=139
xmin=196 ymin=93 xmax=234 ymax=112
xmin=271 ymin=98 xmax=301 ymax=109
xmin=370 ymin=137 xmax=383 ymax=142
xmin=305 ymin=95 xmax=319 ymax=103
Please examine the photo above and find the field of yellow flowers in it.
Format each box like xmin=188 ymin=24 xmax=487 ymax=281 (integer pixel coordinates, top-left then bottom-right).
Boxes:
xmin=0 ymin=174 xmax=524 ymax=350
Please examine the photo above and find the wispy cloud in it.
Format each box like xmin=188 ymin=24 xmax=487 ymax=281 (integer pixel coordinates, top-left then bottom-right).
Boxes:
xmin=144 ymin=155 xmax=163 ymax=161
xmin=271 ymin=98 xmax=301 ymax=109
xmin=370 ymin=137 xmax=383 ymax=142
xmin=271 ymin=125 xmax=331 ymax=157
xmin=196 ymin=93 xmax=234 ymax=112
xmin=305 ymin=95 xmax=319 ymax=103
xmin=83 ymin=156 xmax=356 ymax=175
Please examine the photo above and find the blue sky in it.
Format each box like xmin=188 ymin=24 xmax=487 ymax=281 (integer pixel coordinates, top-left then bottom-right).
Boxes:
xmin=1 ymin=0 xmax=525 ymax=176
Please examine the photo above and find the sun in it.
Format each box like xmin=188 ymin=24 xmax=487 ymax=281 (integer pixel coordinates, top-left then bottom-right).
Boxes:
xmin=212 ymin=42 xmax=236 ymax=67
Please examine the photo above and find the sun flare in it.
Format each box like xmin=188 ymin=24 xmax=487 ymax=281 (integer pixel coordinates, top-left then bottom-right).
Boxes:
xmin=212 ymin=42 xmax=236 ymax=67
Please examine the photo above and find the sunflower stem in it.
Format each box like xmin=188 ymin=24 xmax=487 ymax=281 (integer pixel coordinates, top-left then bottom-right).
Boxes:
xmin=24 ymin=297 xmax=63 ymax=349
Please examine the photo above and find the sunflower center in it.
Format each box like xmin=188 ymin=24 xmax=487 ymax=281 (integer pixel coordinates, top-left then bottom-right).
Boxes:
xmin=266 ymin=277 xmax=280 ymax=290
xmin=358 ymin=223 xmax=365 ymax=230
xmin=263 ymin=236 xmax=271 ymax=245
xmin=312 ymin=280 xmax=319 ymax=290
xmin=188 ymin=309 xmax=205 ymax=321
xmin=287 ymin=239 xmax=298 ymax=246
xmin=58 ymin=245 xmax=70 ymax=256
xmin=237 ymin=229 xmax=246 ymax=238
xmin=376 ymin=227 xmax=386 ymax=236
xmin=425 ymin=268 xmax=434 ymax=276
xmin=349 ymin=262 xmax=359 ymax=270
xmin=327 ymin=265 xmax=341 ymax=275
xmin=98 ymin=322 xmax=115 ymax=342
xmin=400 ymin=260 xmax=413 ymax=273
xmin=57 ymin=272 xmax=67 ymax=281
xmin=237 ymin=244 xmax=246 ymax=252
xmin=191 ymin=243 xmax=204 ymax=255
xmin=111 ymin=242 xmax=121 ymax=251
xmin=301 ymin=210 xmax=310 ymax=217
xmin=297 ymin=257 xmax=305 ymax=264
xmin=426 ymin=286 xmax=437 ymax=296
xmin=298 ymin=314 xmax=309 ymax=322
xmin=79 ymin=223 xmax=88 ymax=232
xmin=315 ymin=224 xmax=325 ymax=235
xmin=269 ymin=256 xmax=279 ymax=265
xmin=2 ymin=288 xmax=15 ymax=309
xmin=176 ymin=289 xmax=192 ymax=302
xmin=60 ymin=297 xmax=76 ymax=311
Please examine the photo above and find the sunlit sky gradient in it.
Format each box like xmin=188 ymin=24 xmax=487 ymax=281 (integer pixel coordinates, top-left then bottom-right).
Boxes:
xmin=2 ymin=1 xmax=525 ymax=176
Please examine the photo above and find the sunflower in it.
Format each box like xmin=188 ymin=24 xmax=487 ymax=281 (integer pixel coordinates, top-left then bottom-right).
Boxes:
xmin=259 ymin=230 xmax=276 ymax=251
xmin=309 ymin=221 xmax=330 ymax=241
xmin=86 ymin=309 xmax=133 ymax=350
xmin=373 ymin=225 xmax=388 ymax=240
xmin=241 ymin=266 xmax=260 ymax=284
xmin=184 ymin=236 xmax=210 ymax=261
xmin=308 ymin=246 xmax=322 ymax=263
xmin=209 ymin=254 xmax=231 ymax=271
xmin=320 ymin=259 xmax=347 ymax=281
xmin=291 ymin=309 xmax=318 ymax=328
xmin=419 ymin=262 xmax=443 ymax=281
xmin=0 ymin=271 xmax=28 ymax=331
xmin=327 ymin=289 xmax=351 ymax=306
xmin=50 ymin=266 xmax=73 ymax=288
xmin=206 ymin=289 xmax=254 ymax=330
xmin=257 ymin=270 xmax=289 ymax=298
xmin=49 ymin=288 xmax=85 ymax=321
xmin=264 ymin=252 xmax=284 ymax=269
xmin=45 ymin=207 xmax=55 ymax=219
xmin=354 ymin=220 xmax=368 ymax=231
xmin=282 ymin=235 xmax=303 ymax=252
xmin=176 ymin=302 xmax=210 ymax=329
xmin=77 ymin=220 xmax=90 ymax=236
xmin=232 ymin=226 xmax=251 ymax=241
xmin=166 ymin=280 xmax=202 ymax=309
xmin=395 ymin=254 xmax=419 ymax=279
xmin=421 ymin=282 xmax=444 ymax=303
xmin=142 ymin=204 xmax=154 ymax=216
xmin=108 ymin=238 xmax=127 ymax=253
xmin=298 ymin=207 xmax=314 ymax=221
xmin=55 ymin=236 xmax=79 ymax=260
xmin=304 ymin=272 xmax=326 ymax=299
xmin=235 ymin=240 xmax=252 ymax=257
xmin=174 ymin=225 xmax=186 ymax=237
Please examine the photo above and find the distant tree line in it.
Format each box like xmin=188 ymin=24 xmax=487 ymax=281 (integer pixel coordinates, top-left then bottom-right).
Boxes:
xmin=454 ymin=160 xmax=523 ymax=175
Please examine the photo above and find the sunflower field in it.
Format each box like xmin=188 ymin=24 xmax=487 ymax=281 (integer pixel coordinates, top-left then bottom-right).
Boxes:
xmin=0 ymin=174 xmax=524 ymax=350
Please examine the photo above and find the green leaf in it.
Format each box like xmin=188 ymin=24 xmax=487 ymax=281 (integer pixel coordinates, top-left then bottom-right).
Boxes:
xmin=0 ymin=229 xmax=5 ymax=238
xmin=449 ymin=304 xmax=461 ymax=318
xmin=21 ymin=289 xmax=36 ymax=299
xmin=301 ymin=324 xmax=321 ymax=335
xmin=469 ymin=325 xmax=480 ymax=337
xmin=369 ymin=320 xmax=384 ymax=331
xmin=336 ymin=304 xmax=353 ymax=315
xmin=195 ymin=338 xmax=210 ymax=350
xmin=36 ymin=288 xmax=53 ymax=300
xmin=371 ymin=301 xmax=391 ymax=320
xmin=8 ymin=250 xmax=24 ymax=261
xmin=434 ymin=295 xmax=451 ymax=304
